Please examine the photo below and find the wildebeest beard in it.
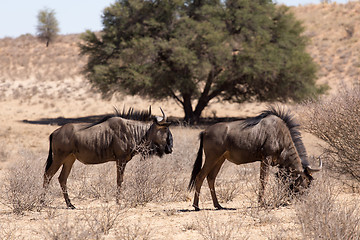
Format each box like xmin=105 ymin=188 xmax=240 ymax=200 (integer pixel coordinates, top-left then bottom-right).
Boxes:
xmin=139 ymin=131 xmax=173 ymax=158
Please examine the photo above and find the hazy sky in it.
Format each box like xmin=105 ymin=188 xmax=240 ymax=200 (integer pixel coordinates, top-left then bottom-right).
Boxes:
xmin=0 ymin=0 xmax=350 ymax=38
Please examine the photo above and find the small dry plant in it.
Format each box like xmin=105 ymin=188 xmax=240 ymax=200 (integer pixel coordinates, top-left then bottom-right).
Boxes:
xmin=41 ymin=213 xmax=101 ymax=240
xmin=196 ymin=211 xmax=246 ymax=240
xmin=295 ymin=173 xmax=360 ymax=239
xmin=69 ymin=162 xmax=117 ymax=202
xmin=214 ymin=162 xmax=245 ymax=204
xmin=301 ymin=83 xmax=360 ymax=186
xmin=114 ymin=222 xmax=153 ymax=240
xmin=80 ymin=203 xmax=124 ymax=236
xmin=245 ymin=167 xmax=294 ymax=211
xmin=120 ymin=156 xmax=168 ymax=206
xmin=0 ymin=149 xmax=46 ymax=214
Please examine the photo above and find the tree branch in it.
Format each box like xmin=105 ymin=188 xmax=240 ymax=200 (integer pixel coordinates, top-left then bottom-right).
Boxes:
xmin=167 ymin=87 xmax=184 ymax=106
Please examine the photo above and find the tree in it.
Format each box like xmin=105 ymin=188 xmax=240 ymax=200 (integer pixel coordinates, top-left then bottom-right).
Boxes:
xmin=80 ymin=0 xmax=326 ymax=123
xmin=36 ymin=8 xmax=59 ymax=47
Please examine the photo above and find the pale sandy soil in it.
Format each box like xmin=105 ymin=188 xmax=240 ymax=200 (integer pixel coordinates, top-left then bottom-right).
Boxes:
xmin=0 ymin=82 xmax=342 ymax=239
xmin=1 ymin=2 xmax=360 ymax=239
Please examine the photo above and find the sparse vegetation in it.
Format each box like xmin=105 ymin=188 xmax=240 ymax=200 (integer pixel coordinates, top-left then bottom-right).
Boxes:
xmin=1 ymin=1 xmax=360 ymax=239
xmin=302 ymin=84 xmax=360 ymax=187
xmin=0 ymin=149 xmax=46 ymax=214
xmin=295 ymin=173 xmax=360 ymax=239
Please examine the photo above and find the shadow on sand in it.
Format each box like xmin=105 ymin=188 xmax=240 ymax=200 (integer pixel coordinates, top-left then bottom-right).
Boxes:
xmin=177 ymin=207 xmax=237 ymax=213
xmin=21 ymin=114 xmax=110 ymax=126
xmin=21 ymin=114 xmax=244 ymax=127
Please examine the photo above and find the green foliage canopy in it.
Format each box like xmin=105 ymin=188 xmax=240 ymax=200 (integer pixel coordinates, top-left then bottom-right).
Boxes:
xmin=80 ymin=0 xmax=326 ymax=122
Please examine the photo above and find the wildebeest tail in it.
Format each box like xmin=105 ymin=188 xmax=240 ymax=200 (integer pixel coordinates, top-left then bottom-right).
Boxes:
xmin=188 ymin=131 xmax=204 ymax=191
xmin=45 ymin=134 xmax=53 ymax=172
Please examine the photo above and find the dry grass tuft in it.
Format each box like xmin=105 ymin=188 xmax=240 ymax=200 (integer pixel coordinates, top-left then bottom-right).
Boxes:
xmin=0 ymin=149 xmax=46 ymax=214
xmin=196 ymin=211 xmax=245 ymax=240
xmin=295 ymin=173 xmax=360 ymax=239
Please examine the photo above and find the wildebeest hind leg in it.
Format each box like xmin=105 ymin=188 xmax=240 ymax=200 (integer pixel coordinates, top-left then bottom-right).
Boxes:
xmin=58 ymin=155 xmax=76 ymax=209
xmin=193 ymin=156 xmax=221 ymax=211
xmin=207 ymin=157 xmax=225 ymax=210
xmin=42 ymin=154 xmax=65 ymax=205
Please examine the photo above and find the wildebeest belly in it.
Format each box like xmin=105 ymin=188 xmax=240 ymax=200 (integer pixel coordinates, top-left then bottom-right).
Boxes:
xmin=223 ymin=149 xmax=261 ymax=165
xmin=74 ymin=148 xmax=116 ymax=164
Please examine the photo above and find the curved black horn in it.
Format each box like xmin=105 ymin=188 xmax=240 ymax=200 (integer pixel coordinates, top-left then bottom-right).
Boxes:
xmin=155 ymin=107 xmax=167 ymax=124
xmin=306 ymin=157 xmax=323 ymax=173
xmin=160 ymin=107 xmax=166 ymax=121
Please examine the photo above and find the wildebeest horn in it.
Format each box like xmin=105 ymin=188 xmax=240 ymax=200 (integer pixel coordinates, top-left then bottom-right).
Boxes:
xmin=306 ymin=157 xmax=322 ymax=173
xmin=160 ymin=107 xmax=166 ymax=121
xmin=155 ymin=107 xmax=167 ymax=124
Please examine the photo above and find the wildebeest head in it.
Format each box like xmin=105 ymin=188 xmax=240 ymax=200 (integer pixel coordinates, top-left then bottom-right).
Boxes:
xmin=277 ymin=157 xmax=322 ymax=193
xmin=146 ymin=108 xmax=173 ymax=157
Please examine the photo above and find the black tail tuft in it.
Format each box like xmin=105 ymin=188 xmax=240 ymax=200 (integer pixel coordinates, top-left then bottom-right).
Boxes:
xmin=45 ymin=134 xmax=53 ymax=172
xmin=188 ymin=132 xmax=204 ymax=191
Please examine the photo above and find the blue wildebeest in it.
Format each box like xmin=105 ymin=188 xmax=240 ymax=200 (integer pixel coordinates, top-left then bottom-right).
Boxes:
xmin=188 ymin=106 xmax=321 ymax=211
xmin=43 ymin=108 xmax=173 ymax=209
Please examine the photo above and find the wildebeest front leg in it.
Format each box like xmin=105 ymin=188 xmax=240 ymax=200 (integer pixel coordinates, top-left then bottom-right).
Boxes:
xmin=116 ymin=160 xmax=127 ymax=204
xmin=259 ymin=157 xmax=271 ymax=206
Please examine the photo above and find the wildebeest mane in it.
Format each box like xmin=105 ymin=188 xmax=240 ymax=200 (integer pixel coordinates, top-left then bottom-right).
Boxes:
xmin=243 ymin=106 xmax=310 ymax=167
xmin=84 ymin=107 xmax=153 ymax=129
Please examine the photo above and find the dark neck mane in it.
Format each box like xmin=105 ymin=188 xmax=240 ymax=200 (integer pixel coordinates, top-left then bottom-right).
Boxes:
xmin=84 ymin=107 xmax=153 ymax=129
xmin=243 ymin=106 xmax=310 ymax=167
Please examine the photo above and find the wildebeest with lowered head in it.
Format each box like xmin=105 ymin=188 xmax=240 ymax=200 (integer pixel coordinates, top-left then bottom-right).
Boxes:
xmin=188 ymin=106 xmax=322 ymax=211
xmin=43 ymin=107 xmax=173 ymax=209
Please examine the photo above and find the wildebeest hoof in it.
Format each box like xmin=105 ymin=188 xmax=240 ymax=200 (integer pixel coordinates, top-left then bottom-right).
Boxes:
xmin=67 ymin=203 xmax=76 ymax=209
xmin=215 ymin=205 xmax=224 ymax=210
xmin=193 ymin=205 xmax=200 ymax=211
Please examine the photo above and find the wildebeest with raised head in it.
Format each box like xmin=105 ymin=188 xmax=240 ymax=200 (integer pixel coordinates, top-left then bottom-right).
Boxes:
xmin=188 ymin=106 xmax=322 ymax=211
xmin=42 ymin=107 xmax=173 ymax=209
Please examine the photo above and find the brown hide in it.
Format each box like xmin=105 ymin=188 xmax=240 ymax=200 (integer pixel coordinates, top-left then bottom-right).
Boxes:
xmin=188 ymin=106 xmax=321 ymax=211
xmin=42 ymin=109 xmax=173 ymax=209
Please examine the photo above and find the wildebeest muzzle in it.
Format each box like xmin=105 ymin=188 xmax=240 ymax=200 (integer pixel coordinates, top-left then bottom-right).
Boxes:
xmin=165 ymin=131 xmax=173 ymax=154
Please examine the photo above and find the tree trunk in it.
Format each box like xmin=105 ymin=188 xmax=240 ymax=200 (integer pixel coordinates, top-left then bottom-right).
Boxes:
xmin=182 ymin=96 xmax=210 ymax=124
xmin=193 ymin=99 xmax=209 ymax=123
xmin=182 ymin=94 xmax=195 ymax=124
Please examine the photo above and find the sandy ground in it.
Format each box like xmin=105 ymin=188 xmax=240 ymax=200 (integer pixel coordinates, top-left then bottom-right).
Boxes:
xmin=0 ymin=77 xmax=338 ymax=240
xmin=1 ymin=3 xmax=360 ymax=238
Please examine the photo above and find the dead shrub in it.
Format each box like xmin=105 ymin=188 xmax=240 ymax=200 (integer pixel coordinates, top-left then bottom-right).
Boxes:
xmin=295 ymin=173 xmax=360 ymax=239
xmin=81 ymin=203 xmax=124 ymax=236
xmin=216 ymin=178 xmax=240 ymax=203
xmin=245 ymin=167 xmax=294 ymax=210
xmin=301 ymin=83 xmax=360 ymax=186
xmin=120 ymin=157 xmax=168 ymax=206
xmin=196 ymin=212 xmax=245 ymax=240
xmin=41 ymin=213 xmax=100 ymax=240
xmin=114 ymin=222 xmax=153 ymax=240
xmin=0 ymin=149 xmax=46 ymax=214
xmin=70 ymin=162 xmax=117 ymax=203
